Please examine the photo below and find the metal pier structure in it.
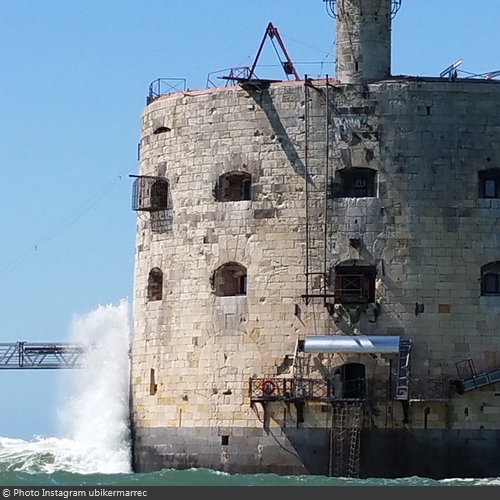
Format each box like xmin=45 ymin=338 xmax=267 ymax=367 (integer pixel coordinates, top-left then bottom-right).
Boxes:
xmin=0 ymin=342 xmax=87 ymax=369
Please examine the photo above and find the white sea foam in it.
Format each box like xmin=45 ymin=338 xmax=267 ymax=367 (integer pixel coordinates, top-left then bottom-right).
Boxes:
xmin=0 ymin=301 xmax=133 ymax=475
xmin=57 ymin=299 xmax=132 ymax=473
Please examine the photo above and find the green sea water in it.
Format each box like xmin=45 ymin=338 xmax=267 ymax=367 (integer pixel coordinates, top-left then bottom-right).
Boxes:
xmin=2 ymin=468 xmax=498 ymax=487
xmin=0 ymin=441 xmax=497 ymax=487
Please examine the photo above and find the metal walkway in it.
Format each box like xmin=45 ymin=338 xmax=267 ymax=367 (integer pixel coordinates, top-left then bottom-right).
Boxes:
xmin=0 ymin=342 xmax=87 ymax=369
xmin=454 ymin=357 xmax=500 ymax=394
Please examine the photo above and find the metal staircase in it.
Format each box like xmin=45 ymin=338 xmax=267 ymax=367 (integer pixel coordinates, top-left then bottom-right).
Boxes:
xmin=454 ymin=358 xmax=500 ymax=394
xmin=329 ymin=402 xmax=363 ymax=478
xmin=395 ymin=339 xmax=412 ymax=400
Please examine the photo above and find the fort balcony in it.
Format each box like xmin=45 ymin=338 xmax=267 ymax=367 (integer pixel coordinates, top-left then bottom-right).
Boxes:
xmin=249 ymin=376 xmax=452 ymax=405
xmin=250 ymin=376 xmax=373 ymax=404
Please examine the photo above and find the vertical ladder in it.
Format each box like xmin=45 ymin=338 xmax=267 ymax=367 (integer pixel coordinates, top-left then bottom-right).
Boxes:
xmin=304 ymin=77 xmax=331 ymax=306
xmin=329 ymin=402 xmax=363 ymax=478
xmin=347 ymin=404 xmax=362 ymax=478
xmin=395 ymin=339 xmax=412 ymax=400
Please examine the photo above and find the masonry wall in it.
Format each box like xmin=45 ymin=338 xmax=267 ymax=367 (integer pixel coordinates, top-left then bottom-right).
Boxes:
xmin=130 ymin=77 xmax=500 ymax=477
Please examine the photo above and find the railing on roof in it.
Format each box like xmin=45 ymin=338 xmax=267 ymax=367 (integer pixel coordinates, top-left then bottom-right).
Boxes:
xmin=206 ymin=67 xmax=253 ymax=89
xmin=147 ymin=78 xmax=187 ymax=105
xmin=324 ymin=0 xmax=402 ymax=19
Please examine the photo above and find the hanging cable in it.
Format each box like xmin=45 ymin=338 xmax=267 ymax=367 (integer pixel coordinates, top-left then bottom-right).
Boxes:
xmin=0 ymin=163 xmax=135 ymax=284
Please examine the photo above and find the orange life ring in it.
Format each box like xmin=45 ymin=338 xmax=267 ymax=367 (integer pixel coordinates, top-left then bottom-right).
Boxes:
xmin=262 ymin=378 xmax=277 ymax=396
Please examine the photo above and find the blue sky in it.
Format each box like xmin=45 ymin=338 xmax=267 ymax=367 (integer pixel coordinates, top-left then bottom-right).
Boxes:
xmin=0 ymin=0 xmax=499 ymax=440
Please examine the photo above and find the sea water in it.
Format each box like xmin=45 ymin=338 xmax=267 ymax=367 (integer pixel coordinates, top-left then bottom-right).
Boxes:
xmin=0 ymin=302 xmax=498 ymax=487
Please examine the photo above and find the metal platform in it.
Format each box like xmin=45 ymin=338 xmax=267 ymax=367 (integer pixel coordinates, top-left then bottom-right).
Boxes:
xmin=454 ymin=358 xmax=500 ymax=394
xmin=0 ymin=342 xmax=88 ymax=369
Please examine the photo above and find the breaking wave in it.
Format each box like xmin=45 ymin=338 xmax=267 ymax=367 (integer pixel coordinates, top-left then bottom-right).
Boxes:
xmin=0 ymin=300 xmax=132 ymax=475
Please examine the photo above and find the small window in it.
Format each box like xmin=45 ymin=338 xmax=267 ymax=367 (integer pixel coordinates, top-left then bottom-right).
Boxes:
xmin=216 ymin=172 xmax=252 ymax=202
xmin=481 ymin=263 xmax=500 ymax=296
xmin=148 ymin=267 xmax=163 ymax=301
xmin=334 ymin=262 xmax=376 ymax=304
xmin=213 ymin=262 xmax=247 ymax=297
xmin=479 ymin=169 xmax=500 ymax=199
xmin=154 ymin=126 xmax=171 ymax=135
xmin=132 ymin=177 xmax=169 ymax=212
xmin=149 ymin=368 xmax=157 ymax=395
xmin=337 ymin=168 xmax=376 ymax=198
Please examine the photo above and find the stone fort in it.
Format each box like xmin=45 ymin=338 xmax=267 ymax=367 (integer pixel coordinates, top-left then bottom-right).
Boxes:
xmin=129 ymin=0 xmax=500 ymax=478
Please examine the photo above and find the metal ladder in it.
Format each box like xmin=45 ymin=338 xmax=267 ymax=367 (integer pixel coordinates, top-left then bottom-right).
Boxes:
xmin=395 ymin=339 xmax=412 ymax=400
xmin=303 ymin=78 xmax=334 ymax=307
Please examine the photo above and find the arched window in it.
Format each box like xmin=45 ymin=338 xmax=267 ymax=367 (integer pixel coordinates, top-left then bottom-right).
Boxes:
xmin=333 ymin=260 xmax=376 ymax=304
xmin=479 ymin=169 xmax=500 ymax=199
xmin=336 ymin=168 xmax=376 ymax=198
xmin=212 ymin=262 xmax=247 ymax=296
xmin=148 ymin=267 xmax=163 ymax=301
xmin=154 ymin=126 xmax=171 ymax=135
xmin=216 ymin=172 xmax=252 ymax=202
xmin=132 ymin=177 xmax=169 ymax=212
xmin=481 ymin=262 xmax=500 ymax=296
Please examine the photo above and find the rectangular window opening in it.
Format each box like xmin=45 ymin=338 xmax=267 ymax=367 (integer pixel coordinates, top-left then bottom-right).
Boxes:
xmin=149 ymin=368 xmax=157 ymax=396
xmin=485 ymin=179 xmax=497 ymax=198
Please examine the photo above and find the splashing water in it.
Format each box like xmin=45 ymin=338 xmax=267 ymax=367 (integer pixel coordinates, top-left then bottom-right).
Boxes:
xmin=0 ymin=300 xmax=132 ymax=475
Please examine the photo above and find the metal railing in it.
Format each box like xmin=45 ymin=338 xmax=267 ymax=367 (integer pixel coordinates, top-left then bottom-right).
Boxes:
xmin=147 ymin=78 xmax=187 ymax=105
xmin=0 ymin=342 xmax=88 ymax=369
xmin=250 ymin=376 xmax=452 ymax=403
xmin=250 ymin=377 xmax=369 ymax=402
xmin=409 ymin=377 xmax=451 ymax=401
xmin=206 ymin=67 xmax=252 ymax=89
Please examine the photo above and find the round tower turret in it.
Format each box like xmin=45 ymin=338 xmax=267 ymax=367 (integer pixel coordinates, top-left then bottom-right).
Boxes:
xmin=333 ymin=0 xmax=399 ymax=83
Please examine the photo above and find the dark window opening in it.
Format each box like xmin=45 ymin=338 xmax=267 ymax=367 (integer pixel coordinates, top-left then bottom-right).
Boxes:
xmin=132 ymin=177 xmax=169 ymax=212
xmin=334 ymin=363 xmax=366 ymax=399
xmin=481 ymin=263 xmax=500 ymax=296
xmin=479 ymin=169 xmax=500 ymax=199
xmin=216 ymin=172 xmax=252 ymax=202
xmin=213 ymin=262 xmax=247 ymax=297
xmin=150 ymin=179 xmax=169 ymax=209
xmin=148 ymin=267 xmax=163 ymax=301
xmin=338 ymin=168 xmax=376 ymax=198
xmin=334 ymin=263 xmax=376 ymax=304
xmin=149 ymin=368 xmax=157 ymax=396
xmin=154 ymin=126 xmax=171 ymax=134
xmin=221 ymin=435 xmax=229 ymax=446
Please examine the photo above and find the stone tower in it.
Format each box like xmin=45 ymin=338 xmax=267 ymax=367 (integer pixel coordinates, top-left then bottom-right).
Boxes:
xmin=335 ymin=0 xmax=392 ymax=83
xmin=130 ymin=1 xmax=500 ymax=479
